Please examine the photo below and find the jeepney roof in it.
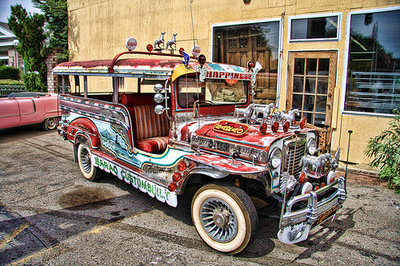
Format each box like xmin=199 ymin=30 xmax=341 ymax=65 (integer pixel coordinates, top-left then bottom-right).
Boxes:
xmin=53 ymin=57 xmax=253 ymax=81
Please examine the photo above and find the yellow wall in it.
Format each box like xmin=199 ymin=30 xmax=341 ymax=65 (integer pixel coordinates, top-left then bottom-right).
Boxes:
xmin=67 ymin=0 xmax=399 ymax=165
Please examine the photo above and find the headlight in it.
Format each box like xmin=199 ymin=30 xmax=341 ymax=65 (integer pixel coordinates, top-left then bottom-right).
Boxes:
xmin=307 ymin=138 xmax=317 ymax=155
xmin=269 ymin=148 xmax=282 ymax=169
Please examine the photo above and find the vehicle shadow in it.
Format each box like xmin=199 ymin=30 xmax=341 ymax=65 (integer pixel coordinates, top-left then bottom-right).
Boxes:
xmin=97 ymin=173 xmax=359 ymax=258
xmin=290 ymin=206 xmax=358 ymax=262
xmin=0 ymin=124 xmax=55 ymax=143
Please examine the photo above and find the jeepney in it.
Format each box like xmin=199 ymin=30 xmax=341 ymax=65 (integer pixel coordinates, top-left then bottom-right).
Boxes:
xmin=54 ymin=38 xmax=346 ymax=254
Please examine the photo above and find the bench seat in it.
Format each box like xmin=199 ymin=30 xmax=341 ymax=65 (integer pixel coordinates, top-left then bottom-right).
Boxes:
xmin=121 ymin=93 xmax=170 ymax=153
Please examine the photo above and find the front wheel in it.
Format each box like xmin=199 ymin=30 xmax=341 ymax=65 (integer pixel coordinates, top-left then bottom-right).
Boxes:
xmin=77 ymin=143 xmax=102 ymax=181
xmin=41 ymin=117 xmax=59 ymax=130
xmin=191 ymin=182 xmax=258 ymax=254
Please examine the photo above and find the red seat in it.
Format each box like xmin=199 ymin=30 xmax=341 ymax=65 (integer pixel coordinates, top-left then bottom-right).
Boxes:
xmin=136 ymin=137 xmax=169 ymax=153
xmin=121 ymin=94 xmax=170 ymax=153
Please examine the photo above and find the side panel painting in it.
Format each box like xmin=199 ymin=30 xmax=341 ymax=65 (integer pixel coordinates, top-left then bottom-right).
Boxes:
xmin=93 ymin=154 xmax=178 ymax=207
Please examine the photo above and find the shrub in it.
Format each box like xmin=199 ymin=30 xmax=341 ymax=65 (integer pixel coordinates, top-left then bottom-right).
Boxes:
xmin=0 ymin=79 xmax=24 ymax=85
xmin=0 ymin=65 xmax=20 ymax=80
xmin=22 ymin=72 xmax=46 ymax=92
xmin=365 ymin=109 xmax=400 ymax=193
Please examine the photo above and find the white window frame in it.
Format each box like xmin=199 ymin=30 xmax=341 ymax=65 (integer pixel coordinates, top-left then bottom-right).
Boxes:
xmin=341 ymin=6 xmax=400 ymax=117
xmin=211 ymin=18 xmax=283 ymax=107
xmin=288 ymin=13 xmax=342 ymax=43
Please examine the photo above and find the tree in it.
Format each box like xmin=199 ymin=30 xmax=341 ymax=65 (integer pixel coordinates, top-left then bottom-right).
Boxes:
xmin=33 ymin=0 xmax=68 ymax=60
xmin=8 ymin=4 xmax=52 ymax=91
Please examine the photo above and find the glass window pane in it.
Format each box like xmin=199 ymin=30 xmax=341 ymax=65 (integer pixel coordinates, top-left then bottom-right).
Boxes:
xmin=315 ymin=113 xmax=326 ymax=127
xmin=293 ymin=93 xmax=303 ymax=109
xmin=305 ymin=112 xmax=314 ymax=124
xmin=318 ymin=59 xmax=330 ymax=76
xmin=316 ymin=96 xmax=327 ymax=112
xmin=345 ymin=9 xmax=400 ymax=115
xmin=290 ymin=16 xmax=339 ymax=41
xmin=293 ymin=76 xmax=304 ymax=92
xmin=295 ymin=58 xmax=305 ymax=74
xmin=304 ymin=95 xmax=315 ymax=111
xmin=305 ymin=77 xmax=316 ymax=93
xmin=317 ymin=77 xmax=329 ymax=94
xmin=306 ymin=59 xmax=317 ymax=75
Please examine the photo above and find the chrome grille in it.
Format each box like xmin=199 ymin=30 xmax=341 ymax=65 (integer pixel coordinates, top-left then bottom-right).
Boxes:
xmin=285 ymin=137 xmax=306 ymax=177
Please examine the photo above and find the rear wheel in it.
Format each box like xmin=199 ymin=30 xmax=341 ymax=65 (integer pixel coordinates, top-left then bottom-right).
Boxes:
xmin=191 ymin=182 xmax=258 ymax=254
xmin=77 ymin=143 xmax=102 ymax=181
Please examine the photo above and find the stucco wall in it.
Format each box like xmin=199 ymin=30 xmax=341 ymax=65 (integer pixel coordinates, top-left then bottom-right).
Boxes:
xmin=66 ymin=0 xmax=398 ymax=165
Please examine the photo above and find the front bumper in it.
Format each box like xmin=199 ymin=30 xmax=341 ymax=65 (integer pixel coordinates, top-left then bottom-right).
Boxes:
xmin=277 ymin=175 xmax=346 ymax=244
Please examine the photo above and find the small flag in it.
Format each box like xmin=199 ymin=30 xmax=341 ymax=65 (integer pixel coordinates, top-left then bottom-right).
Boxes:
xmin=182 ymin=51 xmax=190 ymax=66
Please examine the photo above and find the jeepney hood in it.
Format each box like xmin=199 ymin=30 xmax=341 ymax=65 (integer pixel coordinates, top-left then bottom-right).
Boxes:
xmin=177 ymin=116 xmax=296 ymax=166
xmin=192 ymin=118 xmax=289 ymax=150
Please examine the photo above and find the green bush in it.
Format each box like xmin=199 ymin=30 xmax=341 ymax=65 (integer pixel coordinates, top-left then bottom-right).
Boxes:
xmin=22 ymin=72 xmax=46 ymax=92
xmin=365 ymin=109 xmax=400 ymax=193
xmin=0 ymin=65 xmax=20 ymax=80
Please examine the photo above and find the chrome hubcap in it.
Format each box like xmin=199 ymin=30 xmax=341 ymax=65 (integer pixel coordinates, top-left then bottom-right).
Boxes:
xmin=80 ymin=147 xmax=91 ymax=173
xmin=200 ymin=198 xmax=238 ymax=243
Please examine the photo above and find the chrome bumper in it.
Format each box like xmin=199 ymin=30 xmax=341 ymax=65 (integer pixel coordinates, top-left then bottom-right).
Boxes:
xmin=277 ymin=176 xmax=346 ymax=244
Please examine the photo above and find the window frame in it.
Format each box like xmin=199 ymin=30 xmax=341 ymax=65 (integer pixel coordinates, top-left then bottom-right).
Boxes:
xmin=288 ymin=13 xmax=342 ymax=43
xmin=341 ymin=6 xmax=400 ymax=118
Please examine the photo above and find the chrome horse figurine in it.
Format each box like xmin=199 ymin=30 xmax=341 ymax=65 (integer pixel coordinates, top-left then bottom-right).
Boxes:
xmin=154 ymin=31 xmax=166 ymax=50
xmin=166 ymin=33 xmax=178 ymax=50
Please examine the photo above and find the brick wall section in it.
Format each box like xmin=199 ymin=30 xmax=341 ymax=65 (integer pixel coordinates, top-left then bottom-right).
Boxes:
xmin=46 ymin=49 xmax=60 ymax=93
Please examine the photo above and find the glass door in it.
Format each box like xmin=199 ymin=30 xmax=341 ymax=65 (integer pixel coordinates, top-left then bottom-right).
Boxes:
xmin=287 ymin=51 xmax=337 ymax=150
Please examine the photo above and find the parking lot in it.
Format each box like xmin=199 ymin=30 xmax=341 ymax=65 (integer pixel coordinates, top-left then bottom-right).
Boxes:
xmin=0 ymin=126 xmax=399 ymax=265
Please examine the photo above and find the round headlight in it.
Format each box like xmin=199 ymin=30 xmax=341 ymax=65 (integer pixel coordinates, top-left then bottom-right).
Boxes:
xmin=307 ymin=138 xmax=317 ymax=155
xmin=269 ymin=148 xmax=282 ymax=169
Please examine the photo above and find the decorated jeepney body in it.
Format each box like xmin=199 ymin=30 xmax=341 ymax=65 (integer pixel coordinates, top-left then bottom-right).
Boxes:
xmin=54 ymin=38 xmax=346 ymax=254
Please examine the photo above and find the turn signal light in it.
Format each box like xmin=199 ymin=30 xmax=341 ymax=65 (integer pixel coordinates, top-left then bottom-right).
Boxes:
xmin=271 ymin=121 xmax=279 ymax=132
xmin=168 ymin=182 xmax=177 ymax=192
xmin=283 ymin=121 xmax=290 ymax=132
xmin=260 ymin=122 xmax=267 ymax=134
xmin=178 ymin=160 xmax=187 ymax=171
xmin=172 ymin=172 xmax=182 ymax=182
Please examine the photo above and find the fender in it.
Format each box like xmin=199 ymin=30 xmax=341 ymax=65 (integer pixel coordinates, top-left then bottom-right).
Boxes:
xmin=68 ymin=118 xmax=100 ymax=149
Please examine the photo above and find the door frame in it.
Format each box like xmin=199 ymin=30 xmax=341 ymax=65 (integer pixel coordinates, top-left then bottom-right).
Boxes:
xmin=286 ymin=50 xmax=338 ymax=151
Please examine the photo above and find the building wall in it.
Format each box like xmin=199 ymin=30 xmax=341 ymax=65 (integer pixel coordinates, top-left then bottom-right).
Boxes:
xmin=66 ymin=0 xmax=399 ymax=165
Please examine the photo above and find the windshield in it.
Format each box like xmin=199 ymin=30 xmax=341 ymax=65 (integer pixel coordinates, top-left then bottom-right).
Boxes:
xmin=177 ymin=77 xmax=247 ymax=108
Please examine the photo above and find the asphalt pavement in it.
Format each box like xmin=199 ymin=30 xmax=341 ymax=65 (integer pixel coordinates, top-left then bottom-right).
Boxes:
xmin=0 ymin=125 xmax=399 ymax=265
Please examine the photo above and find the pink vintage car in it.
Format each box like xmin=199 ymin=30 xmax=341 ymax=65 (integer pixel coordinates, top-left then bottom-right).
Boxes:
xmin=0 ymin=92 xmax=60 ymax=130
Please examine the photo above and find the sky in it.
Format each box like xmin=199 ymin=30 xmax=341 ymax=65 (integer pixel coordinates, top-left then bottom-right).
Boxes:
xmin=0 ymin=0 xmax=42 ymax=23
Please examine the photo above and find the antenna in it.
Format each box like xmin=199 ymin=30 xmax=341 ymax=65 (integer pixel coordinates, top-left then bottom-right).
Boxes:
xmin=189 ymin=0 xmax=196 ymax=46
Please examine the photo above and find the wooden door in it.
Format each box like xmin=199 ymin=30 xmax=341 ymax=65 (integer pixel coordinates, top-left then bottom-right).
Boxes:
xmin=287 ymin=51 xmax=337 ymax=151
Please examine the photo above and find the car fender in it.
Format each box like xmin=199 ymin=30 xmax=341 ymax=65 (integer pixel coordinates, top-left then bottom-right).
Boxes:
xmin=68 ymin=118 xmax=101 ymax=149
